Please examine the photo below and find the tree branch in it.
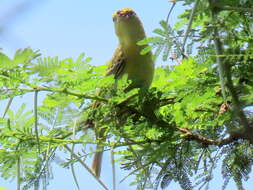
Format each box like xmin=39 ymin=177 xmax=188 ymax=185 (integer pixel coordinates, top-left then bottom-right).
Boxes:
xmin=208 ymin=0 xmax=253 ymax=144
xmin=34 ymin=90 xmax=40 ymax=153
xmin=166 ymin=1 xmax=176 ymax=24
xmin=4 ymin=86 xmax=108 ymax=102
xmin=177 ymin=128 xmax=237 ymax=146
xmin=182 ymin=0 xmax=200 ymax=55
xmin=117 ymin=102 xmax=238 ymax=146
xmin=218 ymin=6 xmax=253 ymax=13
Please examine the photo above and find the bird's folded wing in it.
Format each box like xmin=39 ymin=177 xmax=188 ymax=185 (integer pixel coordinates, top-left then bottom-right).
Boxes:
xmin=106 ymin=46 xmax=126 ymax=79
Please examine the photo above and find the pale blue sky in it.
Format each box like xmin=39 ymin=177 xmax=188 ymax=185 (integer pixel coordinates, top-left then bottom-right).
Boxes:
xmin=1 ymin=0 xmax=180 ymax=63
xmin=0 ymin=0 xmax=252 ymax=190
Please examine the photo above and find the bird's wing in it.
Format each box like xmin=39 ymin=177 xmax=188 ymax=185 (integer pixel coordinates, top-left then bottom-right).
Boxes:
xmin=106 ymin=46 xmax=126 ymax=79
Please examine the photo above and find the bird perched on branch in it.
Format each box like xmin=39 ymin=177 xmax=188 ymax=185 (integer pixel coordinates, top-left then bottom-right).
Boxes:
xmin=91 ymin=8 xmax=154 ymax=178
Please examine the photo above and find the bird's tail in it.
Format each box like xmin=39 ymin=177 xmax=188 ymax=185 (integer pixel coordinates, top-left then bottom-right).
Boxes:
xmin=92 ymin=145 xmax=104 ymax=178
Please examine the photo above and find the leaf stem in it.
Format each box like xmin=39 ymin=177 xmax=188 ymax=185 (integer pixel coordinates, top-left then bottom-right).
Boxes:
xmin=182 ymin=0 xmax=200 ymax=54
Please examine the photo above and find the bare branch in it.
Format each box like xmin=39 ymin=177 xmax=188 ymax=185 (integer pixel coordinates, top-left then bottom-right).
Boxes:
xmin=177 ymin=128 xmax=237 ymax=146
xmin=64 ymin=145 xmax=109 ymax=190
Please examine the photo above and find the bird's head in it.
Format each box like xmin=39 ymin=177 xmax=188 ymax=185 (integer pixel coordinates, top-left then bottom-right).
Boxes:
xmin=112 ymin=8 xmax=145 ymax=46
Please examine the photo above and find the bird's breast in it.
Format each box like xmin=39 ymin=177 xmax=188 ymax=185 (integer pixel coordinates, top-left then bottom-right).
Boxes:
xmin=123 ymin=47 xmax=154 ymax=89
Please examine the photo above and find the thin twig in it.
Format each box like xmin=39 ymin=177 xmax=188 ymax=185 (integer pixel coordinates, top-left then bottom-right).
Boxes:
xmin=166 ymin=1 xmax=176 ymax=24
xmin=2 ymin=97 xmax=13 ymax=118
xmin=70 ymin=120 xmax=80 ymax=190
xmin=182 ymin=0 xmax=200 ymax=54
xmin=70 ymin=150 xmax=80 ymax=190
xmin=111 ymin=146 xmax=116 ymax=190
xmin=35 ymin=147 xmax=57 ymax=185
xmin=64 ymin=145 xmax=109 ymax=190
xmin=212 ymin=27 xmax=227 ymax=100
xmin=4 ymin=86 xmax=108 ymax=102
xmin=17 ymin=156 xmax=21 ymax=190
xmin=120 ymin=161 xmax=152 ymax=183
xmin=34 ymin=90 xmax=40 ymax=153
xmin=177 ymin=128 xmax=237 ymax=146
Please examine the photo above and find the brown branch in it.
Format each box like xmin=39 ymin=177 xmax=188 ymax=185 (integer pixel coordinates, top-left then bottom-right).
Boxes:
xmin=116 ymin=102 xmax=238 ymax=146
xmin=177 ymin=128 xmax=238 ymax=146
xmin=112 ymin=127 xmax=238 ymax=147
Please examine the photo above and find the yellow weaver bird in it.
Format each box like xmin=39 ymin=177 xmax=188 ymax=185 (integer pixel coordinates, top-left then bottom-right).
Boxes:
xmin=92 ymin=8 xmax=154 ymax=178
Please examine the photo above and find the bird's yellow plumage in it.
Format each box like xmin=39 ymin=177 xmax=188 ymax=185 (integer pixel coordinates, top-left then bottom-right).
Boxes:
xmin=92 ymin=8 xmax=154 ymax=178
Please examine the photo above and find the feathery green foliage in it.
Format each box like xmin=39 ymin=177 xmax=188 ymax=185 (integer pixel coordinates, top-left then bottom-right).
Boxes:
xmin=1 ymin=0 xmax=253 ymax=189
